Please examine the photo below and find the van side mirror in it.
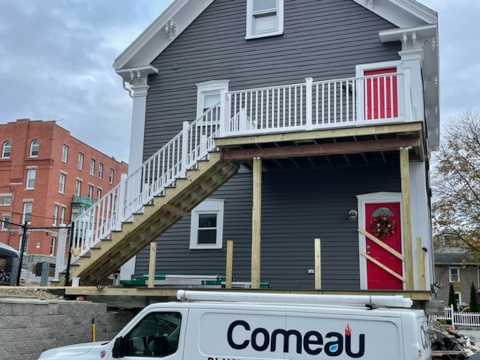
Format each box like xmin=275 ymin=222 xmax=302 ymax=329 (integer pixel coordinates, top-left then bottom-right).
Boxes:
xmin=112 ymin=337 xmax=125 ymax=358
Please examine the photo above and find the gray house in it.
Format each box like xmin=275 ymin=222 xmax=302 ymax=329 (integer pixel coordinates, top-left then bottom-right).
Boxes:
xmin=66 ymin=0 xmax=439 ymax=294
xmin=434 ymin=249 xmax=480 ymax=309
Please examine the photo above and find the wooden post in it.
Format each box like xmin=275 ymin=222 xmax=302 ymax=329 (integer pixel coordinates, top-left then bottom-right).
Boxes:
xmin=148 ymin=242 xmax=157 ymax=288
xmin=400 ymin=147 xmax=413 ymax=290
xmin=314 ymin=238 xmax=321 ymax=289
xmin=251 ymin=157 xmax=262 ymax=289
xmin=416 ymin=237 xmax=426 ymax=290
xmin=226 ymin=240 xmax=233 ymax=289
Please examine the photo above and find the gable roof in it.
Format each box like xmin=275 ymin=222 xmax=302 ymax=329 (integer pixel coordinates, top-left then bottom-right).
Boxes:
xmin=113 ymin=0 xmax=437 ymax=77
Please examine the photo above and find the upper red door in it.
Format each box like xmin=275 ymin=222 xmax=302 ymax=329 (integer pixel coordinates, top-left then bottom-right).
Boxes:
xmin=364 ymin=68 xmax=398 ymax=120
xmin=365 ymin=202 xmax=403 ymax=290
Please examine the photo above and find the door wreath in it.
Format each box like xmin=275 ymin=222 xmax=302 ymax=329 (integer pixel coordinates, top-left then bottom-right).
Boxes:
xmin=370 ymin=212 xmax=395 ymax=240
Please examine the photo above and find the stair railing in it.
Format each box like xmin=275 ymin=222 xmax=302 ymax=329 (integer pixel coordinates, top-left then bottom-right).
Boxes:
xmin=70 ymin=103 xmax=222 ymax=262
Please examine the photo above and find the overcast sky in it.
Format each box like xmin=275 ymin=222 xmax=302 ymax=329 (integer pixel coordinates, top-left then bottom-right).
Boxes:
xmin=0 ymin=0 xmax=478 ymax=164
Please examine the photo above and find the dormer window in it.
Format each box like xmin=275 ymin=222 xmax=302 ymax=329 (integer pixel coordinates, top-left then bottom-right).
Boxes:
xmin=30 ymin=140 xmax=39 ymax=157
xmin=246 ymin=0 xmax=284 ymax=39
xmin=2 ymin=141 xmax=10 ymax=158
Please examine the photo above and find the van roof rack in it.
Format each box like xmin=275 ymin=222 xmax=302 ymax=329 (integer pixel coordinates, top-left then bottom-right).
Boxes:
xmin=176 ymin=290 xmax=413 ymax=308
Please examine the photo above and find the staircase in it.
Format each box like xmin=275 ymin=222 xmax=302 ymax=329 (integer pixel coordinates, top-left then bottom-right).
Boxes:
xmin=67 ymin=152 xmax=238 ymax=285
xmin=61 ymin=103 xmax=239 ymax=286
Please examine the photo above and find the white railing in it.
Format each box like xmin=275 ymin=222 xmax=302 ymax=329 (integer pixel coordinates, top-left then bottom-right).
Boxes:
xmin=433 ymin=305 xmax=480 ymax=328
xmin=70 ymin=103 xmax=222 ymax=262
xmin=223 ymin=73 xmax=412 ymax=136
xmin=70 ymin=72 xmax=418 ymax=265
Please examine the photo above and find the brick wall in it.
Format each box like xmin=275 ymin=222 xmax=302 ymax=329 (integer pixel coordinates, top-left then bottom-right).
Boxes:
xmin=0 ymin=298 xmax=135 ymax=360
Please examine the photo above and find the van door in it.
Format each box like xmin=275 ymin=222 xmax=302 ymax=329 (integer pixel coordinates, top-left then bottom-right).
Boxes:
xmin=114 ymin=307 xmax=188 ymax=359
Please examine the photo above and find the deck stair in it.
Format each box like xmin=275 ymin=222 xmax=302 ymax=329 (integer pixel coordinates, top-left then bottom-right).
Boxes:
xmin=65 ymin=152 xmax=238 ymax=285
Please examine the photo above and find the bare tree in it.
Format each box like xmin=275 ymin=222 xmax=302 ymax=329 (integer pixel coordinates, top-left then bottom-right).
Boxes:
xmin=432 ymin=110 xmax=480 ymax=255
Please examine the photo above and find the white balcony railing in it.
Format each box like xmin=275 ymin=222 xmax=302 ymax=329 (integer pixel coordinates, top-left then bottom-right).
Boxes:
xmin=69 ymin=71 xmax=420 ymax=265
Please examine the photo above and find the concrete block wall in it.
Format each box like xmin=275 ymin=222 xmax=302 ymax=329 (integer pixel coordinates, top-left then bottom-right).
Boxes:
xmin=0 ymin=298 xmax=135 ymax=360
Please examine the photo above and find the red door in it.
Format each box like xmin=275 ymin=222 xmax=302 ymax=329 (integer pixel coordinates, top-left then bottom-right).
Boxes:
xmin=365 ymin=202 xmax=403 ymax=290
xmin=364 ymin=68 xmax=398 ymax=120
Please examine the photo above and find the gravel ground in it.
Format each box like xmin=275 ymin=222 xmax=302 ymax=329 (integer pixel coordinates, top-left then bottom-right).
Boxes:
xmin=0 ymin=287 xmax=64 ymax=300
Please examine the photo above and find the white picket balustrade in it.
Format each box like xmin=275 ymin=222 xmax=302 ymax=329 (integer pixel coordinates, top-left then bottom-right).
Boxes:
xmin=432 ymin=305 xmax=480 ymax=328
xmin=70 ymin=72 xmax=415 ymax=263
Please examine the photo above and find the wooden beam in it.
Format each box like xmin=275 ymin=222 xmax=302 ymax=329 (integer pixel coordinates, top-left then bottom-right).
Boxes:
xmin=222 ymin=137 xmax=420 ymax=161
xmin=314 ymin=238 xmax=321 ymax=289
xmin=360 ymin=252 xmax=406 ymax=282
xmin=148 ymin=242 xmax=156 ymax=288
xmin=400 ymin=147 xmax=414 ymax=290
xmin=226 ymin=240 xmax=233 ymax=289
xmin=251 ymin=157 xmax=262 ymax=289
xmin=416 ymin=237 xmax=426 ymax=290
xmin=161 ymin=203 xmax=189 ymax=217
xmin=358 ymin=228 xmax=405 ymax=261
xmin=215 ymin=123 xmax=423 ymax=148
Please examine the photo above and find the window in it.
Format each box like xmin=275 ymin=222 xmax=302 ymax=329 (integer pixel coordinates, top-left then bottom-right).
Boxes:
xmin=75 ymin=179 xmax=82 ymax=196
xmin=88 ymin=184 xmax=94 ymax=199
xmin=196 ymin=80 xmax=229 ymax=122
xmin=98 ymin=163 xmax=103 ymax=179
xmin=62 ymin=145 xmax=68 ymax=162
xmin=190 ymin=199 xmax=224 ymax=249
xmin=4 ymin=196 xmax=11 ymax=205
xmin=60 ymin=206 xmax=66 ymax=225
xmin=246 ymin=0 xmax=284 ymax=39
xmin=50 ymin=236 xmax=57 ymax=256
xmin=455 ymin=292 xmax=462 ymax=309
xmin=78 ymin=153 xmax=84 ymax=170
xmin=90 ymin=159 xmax=95 ymax=175
xmin=53 ymin=204 xmax=59 ymax=225
xmin=109 ymin=169 xmax=114 ymax=184
xmin=1 ymin=215 xmax=10 ymax=230
xmin=97 ymin=188 xmax=102 ymax=201
xmin=449 ymin=267 xmax=460 ymax=282
xmin=22 ymin=202 xmax=32 ymax=224
xmin=30 ymin=140 xmax=39 ymax=157
xmin=26 ymin=168 xmax=36 ymax=189
xmin=122 ymin=312 xmax=182 ymax=357
xmin=2 ymin=141 xmax=11 ymax=158
xmin=59 ymin=173 xmax=66 ymax=193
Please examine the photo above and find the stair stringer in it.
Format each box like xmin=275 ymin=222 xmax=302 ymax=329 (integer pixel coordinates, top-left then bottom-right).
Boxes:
xmin=66 ymin=152 xmax=239 ymax=286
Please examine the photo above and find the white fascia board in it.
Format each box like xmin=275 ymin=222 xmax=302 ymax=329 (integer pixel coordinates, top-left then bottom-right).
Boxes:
xmin=113 ymin=0 xmax=214 ymax=74
xmin=353 ymin=0 xmax=436 ymax=28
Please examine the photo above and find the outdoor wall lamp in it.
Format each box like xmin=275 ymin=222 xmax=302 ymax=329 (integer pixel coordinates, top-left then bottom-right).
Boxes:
xmin=348 ymin=210 xmax=358 ymax=222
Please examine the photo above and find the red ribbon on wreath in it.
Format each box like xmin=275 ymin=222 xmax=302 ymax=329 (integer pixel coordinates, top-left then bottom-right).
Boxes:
xmin=370 ymin=212 xmax=395 ymax=240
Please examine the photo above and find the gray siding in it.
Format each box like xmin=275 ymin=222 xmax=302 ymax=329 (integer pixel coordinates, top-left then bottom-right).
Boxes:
xmin=134 ymin=163 xmax=401 ymax=289
xmin=143 ymin=0 xmax=401 ymax=158
xmin=135 ymin=0 xmax=404 ymax=289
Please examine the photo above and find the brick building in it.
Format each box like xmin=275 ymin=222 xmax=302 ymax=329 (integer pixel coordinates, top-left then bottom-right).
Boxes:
xmin=0 ymin=119 xmax=128 ymax=255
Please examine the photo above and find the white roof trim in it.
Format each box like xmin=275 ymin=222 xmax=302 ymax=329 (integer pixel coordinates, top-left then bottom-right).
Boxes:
xmin=113 ymin=0 xmax=214 ymax=76
xmin=353 ymin=0 xmax=437 ymax=28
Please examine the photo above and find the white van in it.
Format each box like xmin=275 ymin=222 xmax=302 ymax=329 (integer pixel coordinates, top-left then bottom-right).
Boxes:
xmin=38 ymin=290 xmax=431 ymax=360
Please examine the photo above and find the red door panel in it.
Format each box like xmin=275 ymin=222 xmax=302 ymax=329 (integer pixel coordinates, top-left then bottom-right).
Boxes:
xmin=364 ymin=68 xmax=398 ymax=120
xmin=365 ymin=202 xmax=403 ymax=290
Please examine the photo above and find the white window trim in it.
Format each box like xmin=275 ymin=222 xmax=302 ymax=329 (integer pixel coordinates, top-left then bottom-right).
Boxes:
xmin=190 ymin=199 xmax=225 ymax=249
xmin=449 ymin=267 xmax=460 ymax=282
xmin=2 ymin=141 xmax=11 ymax=158
xmin=59 ymin=172 xmax=66 ymax=194
xmin=62 ymin=145 xmax=68 ymax=163
xmin=22 ymin=201 xmax=33 ymax=224
xmin=196 ymin=80 xmax=229 ymax=120
xmin=109 ymin=169 xmax=114 ymax=184
xmin=246 ymin=0 xmax=284 ymax=40
xmin=78 ymin=153 xmax=84 ymax=170
xmin=26 ymin=168 xmax=36 ymax=189
xmin=89 ymin=159 xmax=95 ymax=175
xmin=30 ymin=140 xmax=39 ymax=157
xmin=1 ymin=214 xmax=10 ymax=230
